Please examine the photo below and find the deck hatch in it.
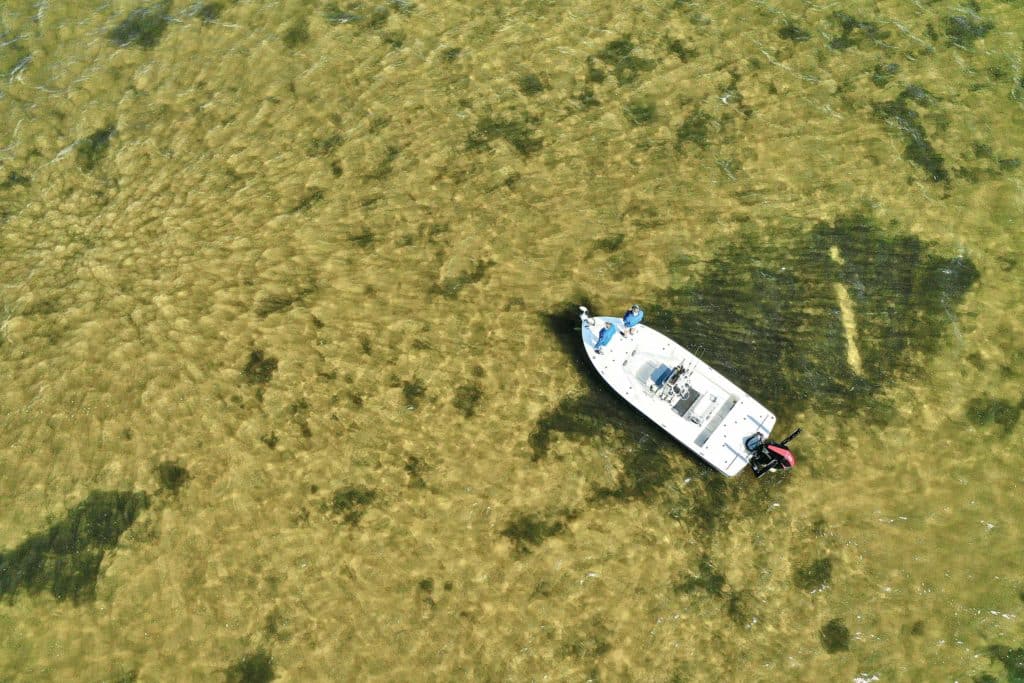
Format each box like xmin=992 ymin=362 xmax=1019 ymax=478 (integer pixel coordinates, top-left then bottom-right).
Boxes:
xmin=695 ymin=397 xmax=738 ymax=447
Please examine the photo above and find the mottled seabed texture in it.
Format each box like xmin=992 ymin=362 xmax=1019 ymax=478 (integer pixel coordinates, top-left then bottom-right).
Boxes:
xmin=0 ymin=0 xmax=1022 ymax=681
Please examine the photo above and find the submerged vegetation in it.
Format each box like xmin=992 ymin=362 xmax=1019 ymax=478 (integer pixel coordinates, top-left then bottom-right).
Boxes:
xmin=467 ymin=116 xmax=543 ymax=156
xmin=76 ymin=127 xmax=115 ymax=172
xmin=673 ymin=555 xmax=726 ymax=597
xmin=675 ymin=110 xmax=714 ymax=151
xmin=944 ymin=12 xmax=994 ymax=48
xmin=331 ymin=486 xmax=377 ymax=525
xmin=290 ymin=187 xmax=325 ymax=213
xmin=308 ymin=134 xmax=343 ymax=157
xmin=0 ymin=171 xmax=30 ymax=190
xmin=324 ymin=4 xmax=360 ymax=26
xmin=225 ymin=649 xmax=275 ymax=683
xmin=820 ymin=618 xmax=850 ymax=653
xmin=108 ymin=2 xmax=171 ymax=48
xmin=528 ymin=384 xmax=679 ymax=499
xmin=873 ymin=86 xmax=948 ymax=182
xmin=591 ymin=431 xmax=676 ymax=501
xmin=793 ymin=557 xmax=833 ymax=592
xmin=559 ymin=622 xmax=612 ymax=660
xmin=282 ymin=21 xmax=310 ymax=48
xmin=666 ymin=37 xmax=696 ymax=62
xmin=593 ymin=36 xmax=655 ymax=86
xmin=517 ymin=73 xmax=546 ymax=96
xmin=195 ymin=3 xmax=222 ymax=23
xmin=964 ymin=395 xmax=1022 ymax=434
xmin=987 ymin=645 xmax=1024 ymax=682
xmin=778 ymin=22 xmax=811 ymax=43
xmin=648 ymin=214 xmax=978 ymax=421
xmin=404 ymin=456 xmax=429 ymax=488
xmin=528 ymin=394 xmax=608 ymax=462
xmin=402 ymin=378 xmax=427 ymax=408
xmin=827 ymin=12 xmax=889 ymax=50
xmin=671 ymin=551 xmax=763 ymax=630
xmin=0 ymin=491 xmax=150 ymax=603
xmin=501 ymin=511 xmax=573 ymax=555
xmin=242 ymin=350 xmax=278 ymax=384
xmin=452 ymin=382 xmax=483 ymax=417
xmin=623 ymin=98 xmax=657 ymax=126
xmin=433 ymin=260 xmax=494 ymax=299
xmin=872 ymin=63 xmax=900 ymax=87
xmin=592 ymin=233 xmax=625 ymax=255
xmin=155 ymin=461 xmax=190 ymax=493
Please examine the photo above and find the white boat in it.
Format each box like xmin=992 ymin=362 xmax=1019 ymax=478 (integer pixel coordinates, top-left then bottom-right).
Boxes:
xmin=579 ymin=306 xmax=796 ymax=477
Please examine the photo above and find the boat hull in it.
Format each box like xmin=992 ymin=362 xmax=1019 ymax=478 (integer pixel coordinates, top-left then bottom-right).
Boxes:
xmin=580 ymin=312 xmax=775 ymax=476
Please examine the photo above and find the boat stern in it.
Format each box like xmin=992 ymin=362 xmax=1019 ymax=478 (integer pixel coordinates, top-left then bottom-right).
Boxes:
xmin=698 ymin=402 xmax=777 ymax=476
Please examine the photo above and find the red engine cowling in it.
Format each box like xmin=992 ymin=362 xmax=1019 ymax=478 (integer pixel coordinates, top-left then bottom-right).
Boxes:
xmin=747 ymin=428 xmax=801 ymax=477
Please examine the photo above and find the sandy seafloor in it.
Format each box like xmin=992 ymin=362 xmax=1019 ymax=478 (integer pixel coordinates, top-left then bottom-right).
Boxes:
xmin=1 ymin=0 xmax=1023 ymax=680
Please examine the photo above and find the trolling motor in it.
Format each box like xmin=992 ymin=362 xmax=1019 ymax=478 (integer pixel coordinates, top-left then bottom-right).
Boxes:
xmin=579 ymin=306 xmax=595 ymax=327
xmin=746 ymin=428 xmax=801 ymax=478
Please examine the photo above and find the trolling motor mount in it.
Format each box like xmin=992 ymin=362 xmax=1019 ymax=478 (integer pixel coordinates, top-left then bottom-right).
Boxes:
xmin=747 ymin=428 xmax=801 ymax=478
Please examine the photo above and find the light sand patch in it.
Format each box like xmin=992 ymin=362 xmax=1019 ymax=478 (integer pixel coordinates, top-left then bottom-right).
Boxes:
xmin=830 ymin=246 xmax=863 ymax=376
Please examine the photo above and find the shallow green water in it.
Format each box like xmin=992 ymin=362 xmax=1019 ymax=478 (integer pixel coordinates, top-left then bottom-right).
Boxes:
xmin=1 ymin=0 xmax=1022 ymax=680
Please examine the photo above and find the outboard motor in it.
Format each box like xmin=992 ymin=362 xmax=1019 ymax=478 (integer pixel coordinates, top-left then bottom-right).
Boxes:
xmin=746 ymin=428 xmax=801 ymax=478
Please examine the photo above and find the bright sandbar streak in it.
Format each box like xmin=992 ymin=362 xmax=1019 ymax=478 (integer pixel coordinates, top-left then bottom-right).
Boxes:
xmin=829 ymin=246 xmax=864 ymax=376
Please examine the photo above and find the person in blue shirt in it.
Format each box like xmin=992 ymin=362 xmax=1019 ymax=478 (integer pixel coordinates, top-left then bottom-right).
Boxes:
xmin=622 ymin=304 xmax=644 ymax=336
xmin=594 ymin=322 xmax=616 ymax=354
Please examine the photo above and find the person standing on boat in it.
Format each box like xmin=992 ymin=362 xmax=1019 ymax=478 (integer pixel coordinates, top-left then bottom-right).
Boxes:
xmin=622 ymin=304 xmax=644 ymax=336
xmin=594 ymin=322 xmax=616 ymax=354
